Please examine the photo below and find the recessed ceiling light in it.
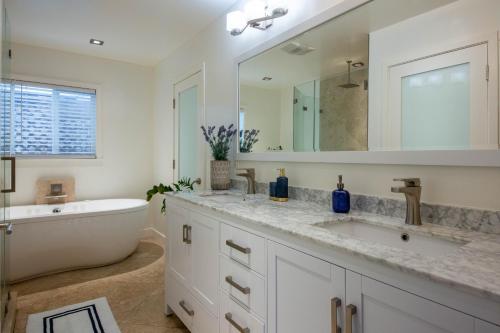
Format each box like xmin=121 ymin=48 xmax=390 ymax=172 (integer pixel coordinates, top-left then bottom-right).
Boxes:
xmin=90 ymin=39 xmax=104 ymax=46
xmin=262 ymin=76 xmax=272 ymax=81
xmin=352 ymin=62 xmax=364 ymax=68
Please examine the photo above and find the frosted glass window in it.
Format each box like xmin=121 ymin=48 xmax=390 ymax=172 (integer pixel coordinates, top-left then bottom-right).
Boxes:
xmin=178 ymin=86 xmax=198 ymax=180
xmin=401 ymin=63 xmax=470 ymax=150
xmin=239 ymin=110 xmax=245 ymax=132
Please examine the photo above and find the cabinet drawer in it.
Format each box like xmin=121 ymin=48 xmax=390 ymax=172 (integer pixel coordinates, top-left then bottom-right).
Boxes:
xmin=221 ymin=223 xmax=266 ymax=275
xmin=220 ymin=292 xmax=265 ymax=333
xmin=166 ymin=273 xmax=218 ymax=333
xmin=220 ymin=254 xmax=266 ymax=319
xmin=166 ymin=273 xmax=195 ymax=329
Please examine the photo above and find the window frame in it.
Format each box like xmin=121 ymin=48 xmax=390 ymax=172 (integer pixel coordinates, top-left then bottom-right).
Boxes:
xmin=3 ymin=74 xmax=102 ymax=160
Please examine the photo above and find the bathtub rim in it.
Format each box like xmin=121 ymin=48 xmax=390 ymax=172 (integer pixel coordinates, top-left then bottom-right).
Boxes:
xmin=6 ymin=198 xmax=149 ymax=225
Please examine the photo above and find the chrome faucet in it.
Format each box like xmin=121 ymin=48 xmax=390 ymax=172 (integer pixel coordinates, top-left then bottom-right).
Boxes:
xmin=391 ymin=178 xmax=422 ymax=226
xmin=237 ymin=168 xmax=256 ymax=194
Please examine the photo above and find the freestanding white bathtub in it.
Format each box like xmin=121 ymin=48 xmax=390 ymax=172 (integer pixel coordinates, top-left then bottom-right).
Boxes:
xmin=6 ymin=199 xmax=149 ymax=282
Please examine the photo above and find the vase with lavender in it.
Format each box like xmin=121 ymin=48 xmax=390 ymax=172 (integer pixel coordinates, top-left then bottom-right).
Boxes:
xmin=201 ymin=124 xmax=237 ymax=190
xmin=239 ymin=129 xmax=260 ymax=153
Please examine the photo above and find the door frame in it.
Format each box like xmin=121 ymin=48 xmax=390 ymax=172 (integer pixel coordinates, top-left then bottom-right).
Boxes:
xmin=173 ymin=65 xmax=207 ymax=188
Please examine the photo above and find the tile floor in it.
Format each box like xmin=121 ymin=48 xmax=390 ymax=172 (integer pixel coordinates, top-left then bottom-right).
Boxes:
xmin=11 ymin=239 xmax=190 ymax=333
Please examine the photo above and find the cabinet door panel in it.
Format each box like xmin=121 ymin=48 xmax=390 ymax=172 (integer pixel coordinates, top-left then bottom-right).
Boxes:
xmin=190 ymin=212 xmax=219 ymax=315
xmin=475 ymin=320 xmax=500 ymax=333
xmin=167 ymin=207 xmax=191 ymax=284
xmin=268 ymin=241 xmax=345 ymax=333
xmin=346 ymin=271 xmax=475 ymax=333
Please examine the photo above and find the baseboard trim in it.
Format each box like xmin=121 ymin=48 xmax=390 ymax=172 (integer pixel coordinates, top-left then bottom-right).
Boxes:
xmin=142 ymin=227 xmax=166 ymax=242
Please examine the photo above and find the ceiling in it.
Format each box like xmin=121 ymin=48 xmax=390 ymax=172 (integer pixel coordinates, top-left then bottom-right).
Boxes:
xmin=6 ymin=0 xmax=238 ymax=66
xmin=240 ymin=0 xmax=455 ymax=89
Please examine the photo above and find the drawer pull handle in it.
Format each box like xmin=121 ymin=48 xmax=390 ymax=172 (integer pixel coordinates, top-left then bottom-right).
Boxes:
xmin=182 ymin=225 xmax=187 ymax=243
xmin=225 ymin=312 xmax=250 ymax=333
xmin=225 ymin=276 xmax=251 ymax=295
xmin=331 ymin=297 xmax=341 ymax=333
xmin=179 ymin=300 xmax=194 ymax=316
xmin=182 ymin=225 xmax=192 ymax=244
xmin=346 ymin=304 xmax=357 ymax=333
xmin=226 ymin=240 xmax=251 ymax=254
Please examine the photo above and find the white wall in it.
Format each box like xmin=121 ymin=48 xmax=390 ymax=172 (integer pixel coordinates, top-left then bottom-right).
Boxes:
xmin=153 ymin=0 xmax=500 ymax=233
xmin=10 ymin=43 xmax=155 ymax=210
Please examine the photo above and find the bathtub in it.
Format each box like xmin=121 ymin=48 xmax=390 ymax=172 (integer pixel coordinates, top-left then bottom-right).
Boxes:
xmin=6 ymin=199 xmax=149 ymax=282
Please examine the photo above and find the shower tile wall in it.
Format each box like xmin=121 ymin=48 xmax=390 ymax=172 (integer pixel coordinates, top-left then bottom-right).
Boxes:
xmin=319 ymin=68 xmax=368 ymax=151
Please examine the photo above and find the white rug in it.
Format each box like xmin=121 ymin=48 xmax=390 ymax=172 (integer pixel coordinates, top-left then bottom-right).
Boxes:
xmin=26 ymin=297 xmax=121 ymax=333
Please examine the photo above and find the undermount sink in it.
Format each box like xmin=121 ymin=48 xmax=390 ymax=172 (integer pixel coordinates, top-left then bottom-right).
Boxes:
xmin=197 ymin=191 xmax=231 ymax=197
xmin=316 ymin=220 xmax=467 ymax=257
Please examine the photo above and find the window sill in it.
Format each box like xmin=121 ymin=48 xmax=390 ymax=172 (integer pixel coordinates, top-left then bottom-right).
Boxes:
xmin=16 ymin=157 xmax=103 ymax=168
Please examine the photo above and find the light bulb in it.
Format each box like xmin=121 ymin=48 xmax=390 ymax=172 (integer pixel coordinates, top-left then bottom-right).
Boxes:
xmin=244 ymin=0 xmax=266 ymax=21
xmin=268 ymin=0 xmax=288 ymax=16
xmin=226 ymin=11 xmax=247 ymax=34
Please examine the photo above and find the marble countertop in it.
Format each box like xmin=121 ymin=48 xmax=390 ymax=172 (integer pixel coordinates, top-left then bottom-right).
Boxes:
xmin=167 ymin=191 xmax=500 ymax=302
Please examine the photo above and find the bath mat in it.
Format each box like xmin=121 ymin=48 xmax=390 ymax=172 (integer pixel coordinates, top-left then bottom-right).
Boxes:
xmin=26 ymin=297 xmax=121 ymax=333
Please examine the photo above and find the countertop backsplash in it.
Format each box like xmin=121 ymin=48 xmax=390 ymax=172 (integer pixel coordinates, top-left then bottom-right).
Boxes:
xmin=231 ymin=179 xmax=500 ymax=234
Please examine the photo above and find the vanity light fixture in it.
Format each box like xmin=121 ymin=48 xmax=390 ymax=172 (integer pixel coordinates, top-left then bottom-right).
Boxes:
xmin=90 ymin=38 xmax=104 ymax=46
xmin=262 ymin=76 xmax=272 ymax=81
xmin=226 ymin=0 xmax=288 ymax=36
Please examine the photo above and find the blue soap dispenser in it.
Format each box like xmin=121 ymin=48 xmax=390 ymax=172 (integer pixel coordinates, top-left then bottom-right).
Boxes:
xmin=275 ymin=168 xmax=288 ymax=202
xmin=333 ymin=175 xmax=350 ymax=213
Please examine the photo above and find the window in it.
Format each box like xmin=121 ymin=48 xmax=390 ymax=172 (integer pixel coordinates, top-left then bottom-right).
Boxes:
xmin=1 ymin=80 xmax=97 ymax=158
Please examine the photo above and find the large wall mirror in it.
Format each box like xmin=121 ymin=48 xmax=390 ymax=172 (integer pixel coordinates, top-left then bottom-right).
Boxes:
xmin=237 ymin=0 xmax=500 ymax=162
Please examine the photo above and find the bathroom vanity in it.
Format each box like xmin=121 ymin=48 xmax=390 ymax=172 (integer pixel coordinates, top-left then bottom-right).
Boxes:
xmin=165 ymin=192 xmax=500 ymax=333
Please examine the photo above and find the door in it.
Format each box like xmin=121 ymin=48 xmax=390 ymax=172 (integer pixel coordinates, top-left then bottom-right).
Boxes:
xmin=0 ymin=4 xmax=13 ymax=329
xmin=167 ymin=206 xmax=191 ymax=285
xmin=293 ymin=80 xmax=317 ymax=152
xmin=173 ymin=71 xmax=205 ymax=187
xmin=268 ymin=241 xmax=346 ymax=333
xmin=345 ymin=271 xmax=476 ymax=333
xmin=189 ymin=211 xmax=218 ymax=315
xmin=386 ymin=43 xmax=493 ymax=150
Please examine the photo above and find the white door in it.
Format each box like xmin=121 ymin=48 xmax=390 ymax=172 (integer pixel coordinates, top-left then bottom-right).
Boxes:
xmin=166 ymin=207 xmax=191 ymax=285
xmin=268 ymin=241 xmax=346 ymax=333
xmin=174 ymin=71 xmax=205 ymax=187
xmin=385 ymin=43 xmax=495 ymax=150
xmin=189 ymin=211 xmax=219 ymax=315
xmin=345 ymin=271 xmax=476 ymax=333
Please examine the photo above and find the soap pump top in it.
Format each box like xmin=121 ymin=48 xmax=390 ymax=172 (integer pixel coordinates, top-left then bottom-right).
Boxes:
xmin=277 ymin=168 xmax=286 ymax=177
xmin=337 ymin=175 xmax=344 ymax=190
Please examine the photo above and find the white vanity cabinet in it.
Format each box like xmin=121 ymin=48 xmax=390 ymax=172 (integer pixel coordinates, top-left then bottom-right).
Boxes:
xmin=165 ymin=197 xmax=500 ymax=333
xmin=344 ymin=271 xmax=496 ymax=333
xmin=268 ymin=241 xmax=346 ymax=333
xmin=166 ymin=203 xmax=219 ymax=331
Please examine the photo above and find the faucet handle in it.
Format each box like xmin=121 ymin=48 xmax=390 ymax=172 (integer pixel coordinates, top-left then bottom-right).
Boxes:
xmin=393 ymin=178 xmax=420 ymax=187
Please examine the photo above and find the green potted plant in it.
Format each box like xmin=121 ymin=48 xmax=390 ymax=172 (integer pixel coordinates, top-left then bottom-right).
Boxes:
xmin=146 ymin=178 xmax=196 ymax=214
xmin=201 ymin=124 xmax=237 ymax=190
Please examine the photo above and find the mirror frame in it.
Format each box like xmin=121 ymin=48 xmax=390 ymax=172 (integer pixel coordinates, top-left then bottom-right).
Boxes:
xmin=234 ymin=0 xmax=500 ymax=167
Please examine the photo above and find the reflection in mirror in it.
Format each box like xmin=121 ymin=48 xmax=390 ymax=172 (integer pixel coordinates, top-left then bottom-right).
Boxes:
xmin=237 ymin=0 xmax=498 ymax=154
